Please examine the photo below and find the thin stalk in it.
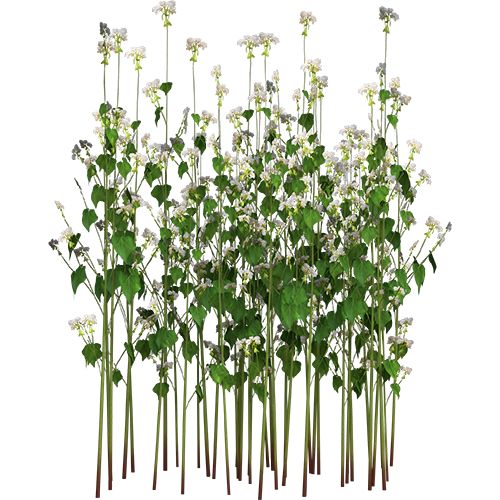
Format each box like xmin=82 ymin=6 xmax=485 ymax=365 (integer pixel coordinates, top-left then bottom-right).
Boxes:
xmin=152 ymin=367 xmax=163 ymax=490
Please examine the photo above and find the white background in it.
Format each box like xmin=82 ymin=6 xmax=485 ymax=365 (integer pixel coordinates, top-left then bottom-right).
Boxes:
xmin=1 ymin=0 xmax=499 ymax=499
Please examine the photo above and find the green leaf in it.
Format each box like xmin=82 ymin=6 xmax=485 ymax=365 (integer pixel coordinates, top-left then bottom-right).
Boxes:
xmin=353 ymin=259 xmax=375 ymax=285
xmin=71 ymin=265 xmax=87 ymax=294
xmin=203 ymin=198 xmax=217 ymax=216
xmin=391 ymin=165 xmax=411 ymax=197
xmin=131 ymin=120 xmax=141 ymax=131
xmin=361 ymin=225 xmax=378 ymax=245
xmin=391 ymin=382 xmax=401 ymax=398
xmin=119 ymin=267 xmax=142 ymax=302
xmin=210 ymin=364 xmax=230 ymax=385
xmin=195 ymin=383 xmax=204 ymax=402
xmin=373 ymin=137 xmax=388 ymax=161
xmin=118 ymin=160 xmax=132 ymax=177
xmin=261 ymin=195 xmax=279 ymax=216
xmin=105 ymin=128 xmax=118 ymax=151
xmin=279 ymin=282 xmax=309 ymax=329
xmin=151 ymin=184 xmax=172 ymax=206
xmin=189 ymin=304 xmax=207 ymax=328
xmin=253 ymin=382 xmax=266 ymax=402
xmin=312 ymin=357 xmax=329 ymax=377
xmin=355 ymin=331 xmax=370 ymax=355
xmin=82 ymin=208 xmax=98 ymax=231
xmin=99 ymin=102 xmax=110 ymax=116
xmin=212 ymin=156 xmax=224 ymax=174
xmin=145 ymin=162 xmax=162 ymax=185
xmin=242 ymin=109 xmax=254 ymax=121
xmin=91 ymin=185 xmax=115 ymax=207
xmin=395 ymin=268 xmax=411 ymax=294
xmin=351 ymin=368 xmax=366 ymax=398
xmin=194 ymin=134 xmax=206 ymax=154
xmin=429 ymin=252 xmax=437 ymax=273
xmin=298 ymin=113 xmax=314 ymax=132
xmin=182 ymin=339 xmax=198 ymax=363
xmin=153 ymin=382 xmax=169 ymax=398
xmin=135 ymin=339 xmax=151 ymax=360
xmin=155 ymin=106 xmax=163 ymax=126
xmin=111 ymin=231 xmax=136 ymax=262
xmin=178 ymin=161 xmax=188 ymax=178
xmin=91 ymin=185 xmax=106 ymax=206
xmin=160 ymin=82 xmax=173 ymax=94
xmin=384 ymin=359 xmax=400 ymax=379
xmin=124 ymin=341 xmax=135 ymax=363
xmin=156 ymin=327 xmax=178 ymax=350
xmin=170 ymin=266 xmax=184 ymax=283
xmin=342 ymin=296 xmax=366 ymax=323
xmin=262 ymin=107 xmax=271 ymax=119
xmin=332 ymin=374 xmax=343 ymax=392
xmin=379 ymin=89 xmax=391 ymax=103
xmin=95 ymin=274 xmax=104 ymax=301
xmin=400 ymin=210 xmax=415 ymax=228
xmin=370 ymin=186 xmax=389 ymax=207
xmin=246 ymin=245 xmax=263 ymax=265
xmin=412 ymin=259 xmax=426 ymax=293
xmin=112 ymin=368 xmax=123 ymax=386
xmin=302 ymin=206 xmax=322 ymax=228
xmin=387 ymin=114 xmax=398 ymax=127
xmin=282 ymin=359 xmax=301 ymax=378
xmin=82 ymin=342 xmax=102 ymax=367
xmin=248 ymin=359 xmax=262 ymax=380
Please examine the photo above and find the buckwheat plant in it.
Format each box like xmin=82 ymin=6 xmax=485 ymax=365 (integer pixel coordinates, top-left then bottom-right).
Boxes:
xmin=50 ymin=4 xmax=450 ymax=499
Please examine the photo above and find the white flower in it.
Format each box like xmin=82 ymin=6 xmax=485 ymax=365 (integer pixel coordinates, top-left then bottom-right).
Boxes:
xmin=398 ymin=317 xmax=413 ymax=327
xmin=407 ymin=139 xmax=422 ymax=154
xmin=425 ymin=216 xmax=442 ymax=233
xmin=227 ymin=107 xmax=243 ymax=126
xmin=83 ymin=314 xmax=97 ymax=325
xmin=250 ymin=82 xmax=267 ymax=106
xmin=379 ymin=7 xmax=399 ymax=22
xmin=259 ymin=32 xmax=279 ymax=46
xmin=111 ymin=28 xmax=128 ymax=52
xmin=142 ymin=228 xmax=159 ymax=246
xmin=211 ymin=65 xmax=222 ymax=79
xmin=237 ymin=34 xmax=261 ymax=58
xmin=237 ymin=34 xmax=260 ymax=48
xmin=152 ymin=1 xmax=176 ymax=26
xmin=143 ymin=79 xmax=161 ymax=101
xmin=216 ymin=83 xmax=229 ymax=102
xmin=358 ymin=82 xmax=378 ymax=104
xmin=112 ymin=28 xmax=128 ymax=40
xmin=97 ymin=39 xmax=115 ymax=64
xmin=55 ymin=201 xmax=64 ymax=210
xmin=69 ymin=315 xmax=97 ymax=337
xmin=300 ymin=11 xmax=317 ymax=26
xmin=126 ymin=46 xmax=146 ymax=70
xmin=302 ymin=58 xmax=322 ymax=74
xmin=201 ymin=110 xmax=217 ymax=125
xmin=390 ymin=77 xmax=400 ymax=90
xmin=301 ymin=263 xmax=318 ymax=281
xmin=317 ymin=75 xmax=328 ymax=88
xmin=59 ymin=227 xmax=74 ymax=242
xmin=258 ymin=32 xmax=279 ymax=56
xmin=186 ymin=38 xmax=207 ymax=61
xmin=418 ymin=169 xmax=431 ymax=185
